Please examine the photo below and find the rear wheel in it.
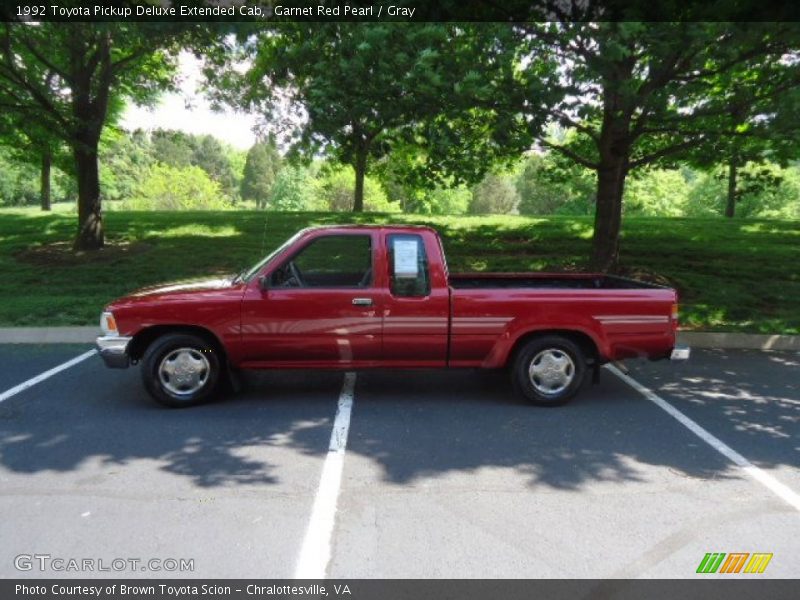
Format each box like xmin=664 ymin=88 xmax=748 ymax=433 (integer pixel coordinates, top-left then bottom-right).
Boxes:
xmin=141 ymin=333 xmax=221 ymax=408
xmin=512 ymin=336 xmax=586 ymax=406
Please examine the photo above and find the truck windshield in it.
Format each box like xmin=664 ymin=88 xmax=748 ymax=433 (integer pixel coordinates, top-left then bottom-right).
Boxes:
xmin=239 ymin=230 xmax=306 ymax=282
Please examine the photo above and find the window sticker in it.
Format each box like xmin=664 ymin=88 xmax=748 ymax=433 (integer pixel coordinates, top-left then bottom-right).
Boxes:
xmin=393 ymin=239 xmax=419 ymax=278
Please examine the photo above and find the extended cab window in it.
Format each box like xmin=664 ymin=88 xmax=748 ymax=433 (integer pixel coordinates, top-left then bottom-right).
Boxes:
xmin=271 ymin=235 xmax=372 ymax=288
xmin=388 ymin=234 xmax=430 ymax=297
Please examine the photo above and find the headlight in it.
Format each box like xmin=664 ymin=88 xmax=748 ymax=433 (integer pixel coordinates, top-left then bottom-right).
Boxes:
xmin=100 ymin=311 xmax=118 ymax=335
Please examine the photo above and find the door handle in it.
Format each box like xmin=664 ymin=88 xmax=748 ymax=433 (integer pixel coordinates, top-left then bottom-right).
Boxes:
xmin=352 ymin=297 xmax=373 ymax=306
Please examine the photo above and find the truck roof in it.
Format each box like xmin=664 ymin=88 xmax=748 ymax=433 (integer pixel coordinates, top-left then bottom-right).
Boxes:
xmin=304 ymin=224 xmax=439 ymax=234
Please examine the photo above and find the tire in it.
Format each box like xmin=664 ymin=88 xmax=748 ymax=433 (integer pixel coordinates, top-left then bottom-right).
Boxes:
xmin=141 ymin=333 xmax=221 ymax=408
xmin=512 ymin=335 xmax=586 ymax=406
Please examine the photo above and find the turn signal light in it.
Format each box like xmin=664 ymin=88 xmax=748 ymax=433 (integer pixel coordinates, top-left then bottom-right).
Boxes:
xmin=100 ymin=311 xmax=118 ymax=335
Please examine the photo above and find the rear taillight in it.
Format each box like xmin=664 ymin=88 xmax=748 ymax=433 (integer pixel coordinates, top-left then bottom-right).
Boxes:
xmin=671 ymin=303 xmax=679 ymax=330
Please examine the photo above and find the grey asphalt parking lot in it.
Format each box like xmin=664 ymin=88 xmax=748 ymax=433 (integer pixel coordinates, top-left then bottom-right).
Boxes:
xmin=0 ymin=344 xmax=797 ymax=579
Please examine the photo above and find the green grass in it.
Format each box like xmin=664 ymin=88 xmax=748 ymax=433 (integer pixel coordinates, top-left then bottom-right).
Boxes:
xmin=0 ymin=207 xmax=798 ymax=333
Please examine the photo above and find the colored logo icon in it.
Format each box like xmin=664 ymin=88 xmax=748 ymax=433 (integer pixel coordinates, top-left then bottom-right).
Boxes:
xmin=696 ymin=552 xmax=773 ymax=574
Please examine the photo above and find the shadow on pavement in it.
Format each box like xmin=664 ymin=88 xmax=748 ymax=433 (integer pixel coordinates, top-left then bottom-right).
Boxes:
xmin=343 ymin=368 xmax=741 ymax=489
xmin=627 ymin=348 xmax=800 ymax=470
xmin=0 ymin=364 xmax=340 ymax=488
xmin=0 ymin=349 xmax=796 ymax=491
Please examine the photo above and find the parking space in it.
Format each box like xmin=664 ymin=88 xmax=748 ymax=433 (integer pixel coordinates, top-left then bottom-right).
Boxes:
xmin=0 ymin=344 xmax=797 ymax=579
xmin=333 ymin=364 xmax=798 ymax=578
xmin=0 ymin=348 xmax=343 ymax=578
xmin=626 ymin=349 xmax=800 ymax=491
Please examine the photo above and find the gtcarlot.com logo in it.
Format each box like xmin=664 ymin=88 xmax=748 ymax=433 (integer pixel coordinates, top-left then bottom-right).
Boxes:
xmin=14 ymin=554 xmax=194 ymax=573
xmin=696 ymin=552 xmax=773 ymax=574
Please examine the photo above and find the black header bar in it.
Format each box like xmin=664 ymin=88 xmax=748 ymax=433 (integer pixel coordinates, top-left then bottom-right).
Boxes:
xmin=1 ymin=0 xmax=799 ymax=23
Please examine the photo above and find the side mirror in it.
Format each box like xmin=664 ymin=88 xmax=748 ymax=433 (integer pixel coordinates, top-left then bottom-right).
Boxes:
xmin=258 ymin=275 xmax=270 ymax=291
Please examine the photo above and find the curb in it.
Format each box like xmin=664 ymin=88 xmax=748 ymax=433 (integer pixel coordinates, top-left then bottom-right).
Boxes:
xmin=677 ymin=331 xmax=800 ymax=351
xmin=1 ymin=327 xmax=798 ymax=351
xmin=0 ymin=327 xmax=98 ymax=344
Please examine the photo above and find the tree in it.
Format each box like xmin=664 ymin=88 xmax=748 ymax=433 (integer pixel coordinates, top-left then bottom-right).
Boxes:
xmin=191 ymin=135 xmax=239 ymax=199
xmin=0 ymin=145 xmax=39 ymax=206
xmin=0 ymin=23 xmax=192 ymax=249
xmin=516 ymin=151 xmax=596 ymax=216
xmin=469 ymin=173 xmax=520 ymax=215
xmin=519 ymin=21 xmax=800 ymax=269
xmin=241 ymin=138 xmax=282 ymax=208
xmin=99 ymin=127 xmax=155 ymax=203
xmin=685 ymin=78 xmax=800 ymax=217
xmin=266 ymin=165 xmax=316 ymax=211
xmin=0 ymin=127 xmax=59 ymax=211
xmin=0 ymin=89 xmax=71 ymax=211
xmin=150 ymin=129 xmax=194 ymax=168
xmin=209 ymin=24 xmax=540 ymax=212
xmin=150 ymin=129 xmax=240 ymax=200
xmin=687 ymin=161 xmax=800 ymax=219
xmin=315 ymin=165 xmax=400 ymax=212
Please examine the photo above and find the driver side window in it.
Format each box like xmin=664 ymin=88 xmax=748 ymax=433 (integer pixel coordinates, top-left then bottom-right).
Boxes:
xmin=271 ymin=234 xmax=373 ymax=288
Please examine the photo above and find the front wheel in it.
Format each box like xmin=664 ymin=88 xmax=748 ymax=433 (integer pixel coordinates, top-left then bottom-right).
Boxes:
xmin=141 ymin=334 xmax=221 ymax=408
xmin=512 ymin=336 xmax=586 ymax=406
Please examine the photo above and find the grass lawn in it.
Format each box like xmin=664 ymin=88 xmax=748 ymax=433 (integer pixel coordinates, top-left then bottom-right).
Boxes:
xmin=0 ymin=206 xmax=797 ymax=333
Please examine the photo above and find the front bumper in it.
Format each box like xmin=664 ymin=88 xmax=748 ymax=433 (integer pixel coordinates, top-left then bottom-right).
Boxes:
xmin=96 ymin=335 xmax=133 ymax=369
xmin=670 ymin=344 xmax=691 ymax=361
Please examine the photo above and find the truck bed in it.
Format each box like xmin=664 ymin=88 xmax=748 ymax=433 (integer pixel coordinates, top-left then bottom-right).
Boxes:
xmin=447 ymin=271 xmax=676 ymax=367
xmin=448 ymin=273 xmax=664 ymax=290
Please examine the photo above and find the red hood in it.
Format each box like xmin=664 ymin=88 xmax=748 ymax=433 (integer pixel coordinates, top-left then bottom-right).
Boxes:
xmin=133 ymin=276 xmax=233 ymax=295
xmin=104 ymin=275 xmax=246 ymax=336
xmin=111 ymin=276 xmax=242 ymax=306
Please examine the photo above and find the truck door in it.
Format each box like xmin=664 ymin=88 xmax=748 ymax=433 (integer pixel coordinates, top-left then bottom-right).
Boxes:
xmin=380 ymin=232 xmax=449 ymax=366
xmin=240 ymin=232 xmax=382 ymax=367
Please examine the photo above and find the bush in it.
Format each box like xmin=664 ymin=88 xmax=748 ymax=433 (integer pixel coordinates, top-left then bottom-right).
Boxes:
xmin=624 ymin=168 xmax=690 ymax=217
xmin=126 ymin=164 xmax=229 ymax=210
xmin=425 ymin=186 xmax=472 ymax=215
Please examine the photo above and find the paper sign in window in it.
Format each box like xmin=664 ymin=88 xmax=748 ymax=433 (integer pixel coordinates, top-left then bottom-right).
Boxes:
xmin=393 ymin=240 xmax=419 ymax=278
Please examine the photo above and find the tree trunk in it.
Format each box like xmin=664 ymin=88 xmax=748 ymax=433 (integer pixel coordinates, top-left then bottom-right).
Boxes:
xmin=592 ymin=158 xmax=627 ymax=272
xmin=725 ymin=156 xmax=737 ymax=218
xmin=40 ymin=147 xmax=51 ymax=212
xmin=352 ymin=147 xmax=367 ymax=213
xmin=591 ymin=45 xmax=635 ymax=273
xmin=73 ymin=139 xmax=104 ymax=251
xmin=69 ymin=29 xmax=111 ymax=251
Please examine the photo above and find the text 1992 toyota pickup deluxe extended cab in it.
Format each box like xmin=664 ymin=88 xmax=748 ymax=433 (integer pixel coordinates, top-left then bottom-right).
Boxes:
xmin=96 ymin=225 xmax=689 ymax=407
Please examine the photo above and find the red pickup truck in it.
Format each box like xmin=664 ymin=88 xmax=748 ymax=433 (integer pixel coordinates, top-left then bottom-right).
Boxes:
xmin=96 ymin=225 xmax=688 ymax=407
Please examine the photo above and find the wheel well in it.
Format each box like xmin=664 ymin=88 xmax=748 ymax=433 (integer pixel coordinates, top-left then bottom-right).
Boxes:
xmin=507 ymin=329 xmax=600 ymax=367
xmin=128 ymin=325 xmax=228 ymax=364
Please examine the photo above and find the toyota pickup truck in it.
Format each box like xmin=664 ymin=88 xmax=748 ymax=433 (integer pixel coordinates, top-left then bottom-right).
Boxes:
xmin=96 ymin=225 xmax=689 ymax=407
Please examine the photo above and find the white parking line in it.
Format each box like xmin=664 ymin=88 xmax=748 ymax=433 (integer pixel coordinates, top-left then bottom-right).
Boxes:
xmin=607 ymin=364 xmax=800 ymax=512
xmin=294 ymin=372 xmax=356 ymax=579
xmin=0 ymin=349 xmax=97 ymax=404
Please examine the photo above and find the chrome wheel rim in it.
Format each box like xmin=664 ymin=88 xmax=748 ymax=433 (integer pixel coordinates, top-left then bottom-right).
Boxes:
xmin=528 ymin=348 xmax=575 ymax=396
xmin=158 ymin=348 xmax=210 ymax=397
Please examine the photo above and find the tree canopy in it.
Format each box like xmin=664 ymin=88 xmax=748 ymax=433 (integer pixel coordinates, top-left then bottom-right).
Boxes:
xmin=207 ymin=23 xmax=543 ymax=212
xmin=240 ymin=137 xmax=282 ymax=209
xmin=0 ymin=22 xmax=199 ymax=249
xmin=515 ymin=21 xmax=800 ymax=269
